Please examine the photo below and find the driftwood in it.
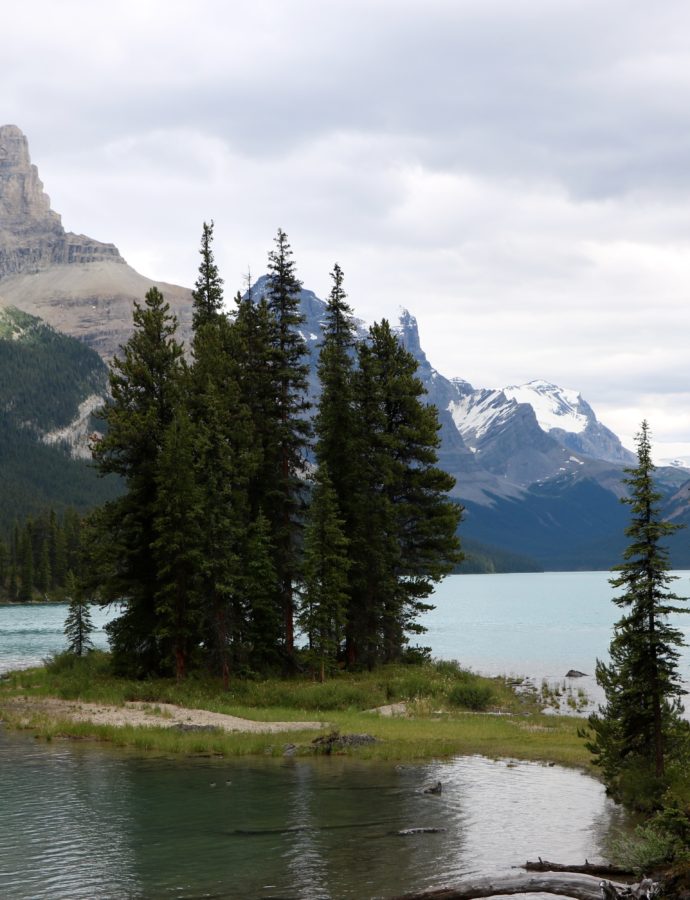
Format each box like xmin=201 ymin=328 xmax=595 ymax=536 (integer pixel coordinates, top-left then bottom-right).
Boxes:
xmin=390 ymin=872 xmax=660 ymax=900
xmin=522 ymin=858 xmax=634 ymax=878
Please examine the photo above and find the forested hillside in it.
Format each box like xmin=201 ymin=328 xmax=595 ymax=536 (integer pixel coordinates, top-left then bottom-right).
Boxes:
xmin=0 ymin=306 xmax=120 ymax=530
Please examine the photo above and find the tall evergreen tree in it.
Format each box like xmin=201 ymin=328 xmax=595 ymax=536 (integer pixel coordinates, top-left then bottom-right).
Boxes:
xmin=587 ymin=421 xmax=688 ymax=804
xmin=92 ymin=287 xmax=186 ymax=675
xmin=0 ymin=537 xmax=8 ymax=589
xmin=241 ymin=511 xmax=281 ymax=672
xmin=264 ymin=229 xmax=311 ymax=659
xmin=63 ymin=569 xmax=94 ymax=656
xmin=191 ymin=221 xmax=224 ymax=333
xmin=348 ymin=320 xmax=462 ymax=666
xmin=152 ymin=406 xmax=204 ymax=681
xmin=191 ymin=319 xmax=257 ymax=684
xmin=315 ymin=264 xmax=358 ymax=495
xmin=299 ymin=465 xmax=350 ymax=681
xmin=188 ymin=226 xmax=261 ymax=683
xmin=18 ymin=523 xmax=33 ymax=602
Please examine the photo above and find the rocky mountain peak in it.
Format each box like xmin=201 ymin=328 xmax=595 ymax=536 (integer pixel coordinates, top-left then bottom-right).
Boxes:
xmin=394 ymin=308 xmax=424 ymax=358
xmin=0 ymin=125 xmax=192 ymax=359
xmin=0 ymin=124 xmax=122 ymax=279
xmin=0 ymin=124 xmax=61 ymax=237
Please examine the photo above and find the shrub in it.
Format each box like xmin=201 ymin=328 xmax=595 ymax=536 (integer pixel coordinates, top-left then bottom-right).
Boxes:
xmin=611 ymin=822 xmax=683 ymax=873
xmin=447 ymin=682 xmax=494 ymax=711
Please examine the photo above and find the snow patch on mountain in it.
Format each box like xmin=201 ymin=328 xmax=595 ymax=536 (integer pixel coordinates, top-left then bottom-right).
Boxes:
xmin=504 ymin=380 xmax=588 ymax=435
xmin=659 ymin=457 xmax=690 ymax=471
xmin=448 ymin=389 xmax=520 ymax=448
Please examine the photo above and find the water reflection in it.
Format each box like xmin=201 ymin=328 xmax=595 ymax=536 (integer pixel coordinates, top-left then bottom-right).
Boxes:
xmin=0 ymin=729 xmax=628 ymax=900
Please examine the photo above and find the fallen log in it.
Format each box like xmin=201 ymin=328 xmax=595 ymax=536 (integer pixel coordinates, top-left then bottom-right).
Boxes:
xmin=522 ymin=859 xmax=634 ymax=878
xmin=390 ymin=871 xmax=659 ymax=900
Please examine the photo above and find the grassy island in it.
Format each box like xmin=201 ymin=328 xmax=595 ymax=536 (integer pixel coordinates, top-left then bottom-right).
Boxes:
xmin=0 ymin=653 xmax=592 ymax=767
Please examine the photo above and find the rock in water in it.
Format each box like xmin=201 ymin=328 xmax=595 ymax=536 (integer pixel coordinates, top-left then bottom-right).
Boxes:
xmin=0 ymin=124 xmax=193 ymax=359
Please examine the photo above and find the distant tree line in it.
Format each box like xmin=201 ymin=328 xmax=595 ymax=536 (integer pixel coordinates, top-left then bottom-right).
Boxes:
xmin=0 ymin=508 xmax=82 ymax=602
xmin=82 ymin=225 xmax=462 ymax=681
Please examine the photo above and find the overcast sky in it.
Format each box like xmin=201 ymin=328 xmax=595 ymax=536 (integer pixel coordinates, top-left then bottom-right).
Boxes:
xmin=6 ymin=0 xmax=690 ymax=458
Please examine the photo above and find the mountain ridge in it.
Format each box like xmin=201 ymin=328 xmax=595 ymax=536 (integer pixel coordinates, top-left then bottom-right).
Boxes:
xmin=0 ymin=124 xmax=193 ymax=359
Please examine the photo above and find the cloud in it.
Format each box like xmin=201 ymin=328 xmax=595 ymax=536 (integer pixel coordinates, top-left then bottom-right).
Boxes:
xmin=5 ymin=0 xmax=690 ymax=455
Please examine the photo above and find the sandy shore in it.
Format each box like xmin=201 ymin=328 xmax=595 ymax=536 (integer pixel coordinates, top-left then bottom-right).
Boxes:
xmin=1 ymin=697 xmax=325 ymax=733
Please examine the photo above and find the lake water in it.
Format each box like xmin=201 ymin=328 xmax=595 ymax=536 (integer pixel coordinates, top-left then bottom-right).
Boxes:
xmin=6 ymin=570 xmax=690 ymax=711
xmin=3 ymin=571 xmax=673 ymax=898
xmin=425 ymin=571 xmax=690 ymax=713
xmin=0 ymin=729 xmax=626 ymax=899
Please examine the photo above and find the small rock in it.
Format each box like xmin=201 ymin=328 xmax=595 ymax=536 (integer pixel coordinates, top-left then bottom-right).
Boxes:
xmin=423 ymin=781 xmax=443 ymax=795
xmin=170 ymin=723 xmax=220 ymax=733
xmin=565 ymin=669 xmax=587 ymax=678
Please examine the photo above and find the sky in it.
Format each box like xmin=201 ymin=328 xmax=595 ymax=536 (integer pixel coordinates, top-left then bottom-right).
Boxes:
xmin=5 ymin=0 xmax=690 ymax=460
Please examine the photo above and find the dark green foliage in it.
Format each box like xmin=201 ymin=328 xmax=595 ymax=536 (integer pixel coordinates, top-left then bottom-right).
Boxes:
xmin=191 ymin=220 xmax=224 ymax=333
xmin=241 ymin=512 xmax=281 ymax=673
xmin=0 ymin=306 xmax=107 ymax=431
xmin=0 ymin=306 xmax=120 ymax=532
xmin=263 ymin=230 xmax=311 ymax=657
xmin=456 ymin=536 xmax=542 ymax=573
xmin=447 ymin=681 xmax=494 ymax=710
xmin=299 ymin=465 xmax=350 ymax=681
xmin=189 ymin=228 xmax=259 ymax=683
xmin=93 ymin=287 xmax=186 ymax=676
xmin=63 ymin=570 xmax=94 ymax=656
xmin=314 ymin=263 xmax=358 ymax=488
xmin=18 ymin=526 xmax=33 ymax=602
xmin=66 ymin=232 xmax=463 ymax=684
xmin=587 ymin=421 xmax=689 ymax=807
xmin=152 ymin=406 xmax=205 ymax=681
xmin=346 ymin=320 xmax=462 ymax=666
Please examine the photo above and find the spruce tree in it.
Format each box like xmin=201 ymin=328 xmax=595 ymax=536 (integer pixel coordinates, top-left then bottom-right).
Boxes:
xmin=188 ymin=226 xmax=259 ymax=683
xmin=92 ymin=287 xmax=186 ymax=675
xmin=264 ymin=229 xmax=310 ymax=659
xmin=191 ymin=318 xmax=257 ymax=684
xmin=315 ymin=264 xmax=358 ymax=498
xmin=241 ymin=511 xmax=281 ymax=673
xmin=152 ymin=406 xmax=204 ymax=680
xmin=0 ymin=538 xmax=7 ymax=590
xmin=348 ymin=320 xmax=462 ymax=666
xmin=63 ymin=570 xmax=94 ymax=656
xmin=191 ymin=221 xmax=224 ymax=332
xmin=18 ymin=524 xmax=33 ymax=602
xmin=299 ymin=465 xmax=350 ymax=681
xmin=587 ymin=421 xmax=688 ymax=804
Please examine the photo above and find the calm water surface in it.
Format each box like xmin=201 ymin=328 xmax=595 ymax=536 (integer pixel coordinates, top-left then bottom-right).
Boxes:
xmin=0 ymin=728 xmax=626 ymax=899
xmin=1 ymin=572 xmax=659 ymax=898
xmin=0 ymin=601 xmax=116 ymax=674
xmin=426 ymin=570 xmax=690 ymax=710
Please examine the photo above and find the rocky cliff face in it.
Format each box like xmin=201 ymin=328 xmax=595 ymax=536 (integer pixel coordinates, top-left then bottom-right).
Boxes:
xmin=0 ymin=125 xmax=122 ymax=277
xmin=0 ymin=125 xmax=192 ymax=358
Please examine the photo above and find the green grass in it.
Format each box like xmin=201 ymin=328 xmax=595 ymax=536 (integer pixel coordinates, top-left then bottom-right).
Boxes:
xmin=0 ymin=651 xmax=593 ymax=767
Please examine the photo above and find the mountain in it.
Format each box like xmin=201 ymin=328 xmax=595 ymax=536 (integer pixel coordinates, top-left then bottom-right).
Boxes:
xmin=0 ymin=306 xmax=120 ymax=530
xmin=0 ymin=124 xmax=193 ymax=359
xmin=287 ymin=293 xmax=690 ymax=570
xmin=2 ymin=125 xmax=688 ymax=570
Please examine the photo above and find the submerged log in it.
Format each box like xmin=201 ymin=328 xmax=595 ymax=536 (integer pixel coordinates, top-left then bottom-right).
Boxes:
xmin=390 ymin=872 xmax=660 ymax=900
xmin=522 ymin=859 xmax=634 ymax=878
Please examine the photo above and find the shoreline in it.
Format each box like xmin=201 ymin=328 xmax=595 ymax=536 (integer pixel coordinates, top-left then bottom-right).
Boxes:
xmin=1 ymin=695 xmax=326 ymax=734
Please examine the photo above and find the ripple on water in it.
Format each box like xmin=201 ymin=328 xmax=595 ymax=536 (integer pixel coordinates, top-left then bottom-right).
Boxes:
xmin=0 ymin=730 xmax=628 ymax=900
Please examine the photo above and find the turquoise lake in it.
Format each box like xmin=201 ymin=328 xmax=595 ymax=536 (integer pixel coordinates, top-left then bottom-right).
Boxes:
xmin=3 ymin=570 xmax=680 ymax=898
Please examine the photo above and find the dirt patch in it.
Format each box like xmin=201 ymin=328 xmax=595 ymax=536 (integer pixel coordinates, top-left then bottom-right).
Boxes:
xmin=1 ymin=697 xmax=325 ymax=734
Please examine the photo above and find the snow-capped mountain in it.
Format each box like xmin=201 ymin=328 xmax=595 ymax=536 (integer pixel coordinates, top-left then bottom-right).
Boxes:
xmin=448 ymin=379 xmax=634 ymax=477
xmin=236 ymin=232 xmax=685 ymax=567
xmin=503 ymin=381 xmax=636 ymax=466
